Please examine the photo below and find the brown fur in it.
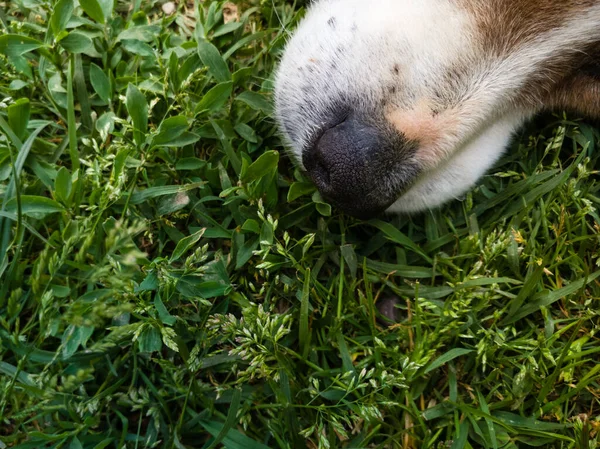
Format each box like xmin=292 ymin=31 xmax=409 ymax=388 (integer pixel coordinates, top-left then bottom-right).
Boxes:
xmin=547 ymin=73 xmax=600 ymax=119
xmin=459 ymin=0 xmax=596 ymax=53
xmin=387 ymin=101 xmax=461 ymax=168
xmin=459 ymin=0 xmax=600 ymax=110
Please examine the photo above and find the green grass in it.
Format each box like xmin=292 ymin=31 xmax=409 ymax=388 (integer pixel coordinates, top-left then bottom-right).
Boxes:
xmin=1 ymin=1 xmax=600 ymax=448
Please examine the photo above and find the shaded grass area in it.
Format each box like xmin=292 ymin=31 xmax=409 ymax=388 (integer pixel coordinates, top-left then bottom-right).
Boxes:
xmin=1 ymin=0 xmax=600 ymax=448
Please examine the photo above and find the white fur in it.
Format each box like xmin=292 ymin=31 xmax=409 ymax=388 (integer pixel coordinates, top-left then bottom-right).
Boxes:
xmin=386 ymin=114 xmax=526 ymax=213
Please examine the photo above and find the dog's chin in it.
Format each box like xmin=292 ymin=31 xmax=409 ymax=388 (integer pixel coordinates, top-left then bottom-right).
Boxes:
xmin=320 ymin=193 xmax=398 ymax=220
xmin=309 ymin=170 xmax=419 ymax=219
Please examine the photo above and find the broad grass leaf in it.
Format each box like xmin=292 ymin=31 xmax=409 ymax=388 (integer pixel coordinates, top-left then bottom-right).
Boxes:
xmin=89 ymin=63 xmax=110 ymax=103
xmin=154 ymin=294 xmax=176 ymax=325
xmin=59 ymin=32 xmax=94 ymax=54
xmin=424 ymin=348 xmax=474 ymax=374
xmin=67 ymin=56 xmax=78 ymax=170
xmin=138 ymin=325 xmax=162 ymax=353
xmin=503 ymin=265 xmax=544 ymax=323
xmin=61 ymin=325 xmax=94 ymax=359
xmin=212 ymin=120 xmax=241 ymax=175
xmin=319 ymin=390 xmax=346 ymax=401
xmin=152 ymin=116 xmax=189 ymax=146
xmin=0 ymin=361 xmax=36 ymax=387
xmin=0 ymin=123 xmax=48 ymax=259
xmin=168 ymin=51 xmax=179 ymax=91
xmin=241 ymin=219 xmax=260 ymax=234
xmin=7 ymin=55 xmax=34 ymax=77
xmin=0 ymin=35 xmax=45 ymax=57
xmin=137 ymin=271 xmax=158 ymax=292
xmin=341 ymin=244 xmax=357 ymax=279
xmin=96 ymin=111 xmax=115 ymax=141
xmin=121 ymin=39 xmax=155 ymax=57
xmin=176 ymin=279 xmax=230 ymax=299
xmin=4 ymin=195 xmax=64 ymax=217
xmin=450 ymin=421 xmax=470 ymax=449
xmin=195 ymin=81 xmax=232 ymax=114
xmin=212 ymin=21 xmax=243 ymax=38
xmin=232 ymin=67 xmax=253 ymax=85
xmin=199 ymin=420 xmax=270 ymax=449
xmin=458 ymin=277 xmax=521 ymax=288
xmin=315 ymin=202 xmax=331 ymax=217
xmin=197 ymin=40 xmax=230 ymax=82
xmin=157 ymin=192 xmax=190 ymax=216
xmin=129 ymin=182 xmax=203 ymax=204
xmin=7 ymin=98 xmax=30 ymax=140
xmin=50 ymin=0 xmax=74 ymax=35
xmin=97 ymin=0 xmax=114 ymax=20
xmin=0 ymin=160 xmax=9 ymax=183
xmin=0 ymin=211 xmax=53 ymax=245
xmin=234 ymin=234 xmax=258 ymax=269
xmin=170 ymin=228 xmax=206 ymax=262
xmin=477 ymin=390 xmax=499 ymax=449
xmin=234 ymin=123 xmax=258 ymax=143
xmin=287 ymin=182 xmax=315 ymax=202
xmin=91 ymin=438 xmax=115 ymax=449
xmin=196 ymin=281 xmax=230 ymax=298
xmin=126 ymin=83 xmax=148 ymax=146
xmin=449 ymin=367 xmax=458 ymax=402
xmin=299 ymin=269 xmax=311 ymax=358
xmin=393 ymin=284 xmax=454 ymax=299
xmin=8 ymin=80 xmax=29 ymax=90
xmin=223 ymin=30 xmax=269 ymax=60
xmin=421 ymin=403 xmax=455 ymax=421
xmin=117 ymin=25 xmax=161 ymax=42
xmin=336 ymin=333 xmax=356 ymax=378
xmin=54 ymin=166 xmax=73 ymax=205
xmin=80 ymin=0 xmax=105 ymax=23
xmin=235 ymin=91 xmax=271 ymax=114
xmin=493 ymin=411 xmax=566 ymax=431
xmin=154 ymin=132 xmax=200 ymax=147
xmin=365 ymin=259 xmax=435 ymax=278
xmin=241 ymin=150 xmax=278 ymax=183
xmin=176 ymin=158 xmax=206 ymax=170
xmin=204 ymin=389 xmax=242 ymax=449
xmin=74 ymin=55 xmax=93 ymax=131
xmin=513 ymin=436 xmax=563 ymax=447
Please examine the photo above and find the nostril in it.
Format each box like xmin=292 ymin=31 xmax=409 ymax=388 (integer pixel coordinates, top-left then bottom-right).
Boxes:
xmin=303 ymin=141 xmax=332 ymax=188
xmin=313 ymin=156 xmax=331 ymax=186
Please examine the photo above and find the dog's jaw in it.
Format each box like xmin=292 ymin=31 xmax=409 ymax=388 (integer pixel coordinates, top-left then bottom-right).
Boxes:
xmin=386 ymin=113 xmax=528 ymax=213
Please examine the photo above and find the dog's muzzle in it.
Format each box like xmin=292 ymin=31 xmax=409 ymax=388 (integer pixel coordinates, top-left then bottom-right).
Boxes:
xmin=302 ymin=114 xmax=418 ymax=219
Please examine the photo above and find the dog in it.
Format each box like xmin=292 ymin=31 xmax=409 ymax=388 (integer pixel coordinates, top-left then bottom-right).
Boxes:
xmin=274 ymin=0 xmax=600 ymax=218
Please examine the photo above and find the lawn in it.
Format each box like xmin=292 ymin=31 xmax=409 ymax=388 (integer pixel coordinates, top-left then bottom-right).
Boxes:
xmin=1 ymin=0 xmax=600 ymax=448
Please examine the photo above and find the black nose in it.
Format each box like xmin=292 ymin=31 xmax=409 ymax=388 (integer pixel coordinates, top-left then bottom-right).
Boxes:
xmin=303 ymin=115 xmax=414 ymax=218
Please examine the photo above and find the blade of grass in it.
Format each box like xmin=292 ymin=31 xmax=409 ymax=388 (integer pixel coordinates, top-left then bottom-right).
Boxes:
xmin=299 ymin=268 xmax=311 ymax=359
xmin=67 ymin=55 xmax=79 ymax=172
xmin=204 ymin=388 xmax=242 ymax=449
xmin=74 ymin=53 xmax=92 ymax=131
